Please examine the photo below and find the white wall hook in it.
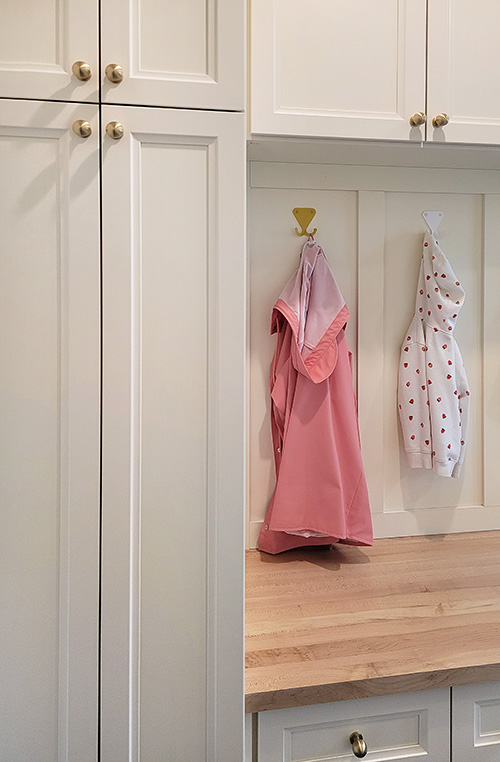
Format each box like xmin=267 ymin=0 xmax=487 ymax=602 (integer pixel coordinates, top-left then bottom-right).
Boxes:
xmin=423 ymin=211 xmax=444 ymax=236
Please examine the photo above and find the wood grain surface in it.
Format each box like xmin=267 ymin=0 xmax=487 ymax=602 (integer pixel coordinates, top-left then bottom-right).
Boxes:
xmin=245 ymin=531 xmax=500 ymax=712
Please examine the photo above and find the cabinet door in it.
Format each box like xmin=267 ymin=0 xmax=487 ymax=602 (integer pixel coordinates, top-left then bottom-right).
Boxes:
xmin=0 ymin=1 xmax=98 ymax=101
xmin=453 ymin=681 xmax=500 ymax=761
xmin=428 ymin=0 xmax=500 ymax=144
xmin=101 ymin=0 xmax=244 ymax=110
xmin=250 ymin=0 xmax=426 ymax=141
xmin=258 ymin=689 xmax=450 ymax=762
xmin=100 ymin=105 xmax=245 ymax=762
xmin=0 ymin=99 xmax=100 ymax=761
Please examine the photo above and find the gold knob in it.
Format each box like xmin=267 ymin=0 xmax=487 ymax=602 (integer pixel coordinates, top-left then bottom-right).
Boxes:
xmin=105 ymin=63 xmax=124 ymax=83
xmin=72 ymin=120 xmax=92 ymax=138
xmin=106 ymin=121 xmax=124 ymax=140
xmin=432 ymin=113 xmax=450 ymax=128
xmin=349 ymin=732 xmax=367 ymax=758
xmin=410 ymin=111 xmax=426 ymax=127
xmin=72 ymin=61 xmax=92 ymax=81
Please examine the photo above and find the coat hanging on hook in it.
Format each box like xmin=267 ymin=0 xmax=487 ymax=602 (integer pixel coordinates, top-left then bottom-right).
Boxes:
xmin=397 ymin=218 xmax=470 ymax=478
xmin=258 ymin=237 xmax=373 ymax=554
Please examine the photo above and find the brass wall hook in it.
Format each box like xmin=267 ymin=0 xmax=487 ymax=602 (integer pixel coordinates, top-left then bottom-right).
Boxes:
xmin=293 ymin=207 xmax=317 ymax=237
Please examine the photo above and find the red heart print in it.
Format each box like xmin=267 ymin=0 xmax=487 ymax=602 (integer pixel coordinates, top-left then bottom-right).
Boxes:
xmin=409 ymin=399 xmax=414 ymax=404
xmin=437 ymin=397 xmax=442 ymax=402
xmin=425 ymin=440 xmax=430 ymax=445
xmin=428 ymin=379 xmax=432 ymax=384
xmin=404 ymin=362 xmax=408 ymax=368
xmin=428 ymin=362 xmax=433 ymax=368
xmin=421 ymin=385 xmax=426 ymax=390
xmin=434 ymin=287 xmax=439 ymax=292
xmin=447 ymin=374 xmax=452 ymax=379
xmin=434 ymin=272 xmax=438 ymax=277
xmin=441 ymin=274 xmax=446 ymax=278
xmin=409 ymin=415 xmax=413 ymax=420
xmin=441 ymin=428 xmax=445 ymax=433
xmin=416 ymin=369 xmax=420 ymax=374
xmin=406 ymin=381 xmax=411 ymax=386
xmin=455 ymin=281 xmax=460 ymax=285
xmin=419 ymin=289 xmax=424 ymax=294
xmin=428 ymin=310 xmax=431 ymax=316
xmin=447 ymin=443 xmax=451 ymax=449
xmin=448 ymin=360 xmax=452 ymax=365
xmin=442 ymin=413 xmax=446 ymax=418
xmin=404 ymin=347 xmax=409 ymax=352
xmin=438 ymin=305 xmax=442 ymax=309
xmin=442 ymin=344 xmax=447 ymax=349
xmin=411 ymin=435 xmax=415 ymax=440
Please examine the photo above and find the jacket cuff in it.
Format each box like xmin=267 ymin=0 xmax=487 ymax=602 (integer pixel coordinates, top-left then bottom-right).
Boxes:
xmin=406 ymin=452 xmax=432 ymax=469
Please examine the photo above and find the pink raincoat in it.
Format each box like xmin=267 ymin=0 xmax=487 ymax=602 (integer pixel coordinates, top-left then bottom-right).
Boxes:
xmin=258 ymin=240 xmax=373 ymax=554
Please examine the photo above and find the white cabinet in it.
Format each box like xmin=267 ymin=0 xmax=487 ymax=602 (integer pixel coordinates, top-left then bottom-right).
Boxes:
xmin=453 ymin=681 xmax=500 ymax=761
xmin=257 ymin=689 xmax=450 ymax=761
xmin=0 ymin=1 xmax=99 ymax=102
xmin=100 ymin=105 xmax=246 ymax=761
xmin=427 ymin=0 xmax=500 ymax=145
xmin=251 ymin=0 xmax=500 ymax=145
xmin=0 ymin=98 xmax=100 ymax=762
xmin=0 ymin=0 xmax=245 ymax=110
xmin=101 ymin=0 xmax=244 ymax=110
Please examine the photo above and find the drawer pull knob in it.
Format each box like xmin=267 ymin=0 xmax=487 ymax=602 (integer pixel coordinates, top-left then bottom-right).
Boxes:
xmin=105 ymin=63 xmax=124 ymax=83
xmin=432 ymin=113 xmax=450 ymax=128
xmin=349 ymin=731 xmax=367 ymax=758
xmin=409 ymin=111 xmax=426 ymax=127
xmin=72 ymin=61 xmax=92 ymax=81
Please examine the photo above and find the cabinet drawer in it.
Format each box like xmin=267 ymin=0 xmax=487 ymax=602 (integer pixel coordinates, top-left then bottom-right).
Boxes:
xmin=257 ymin=689 xmax=449 ymax=762
xmin=453 ymin=681 xmax=500 ymax=761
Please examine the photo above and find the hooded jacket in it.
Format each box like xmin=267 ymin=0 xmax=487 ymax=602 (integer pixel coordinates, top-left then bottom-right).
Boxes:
xmin=258 ymin=240 xmax=373 ymax=554
xmin=398 ymin=232 xmax=470 ymax=478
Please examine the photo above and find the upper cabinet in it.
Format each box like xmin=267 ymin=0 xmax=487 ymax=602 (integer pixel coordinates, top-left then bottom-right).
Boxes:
xmin=0 ymin=0 xmax=245 ymax=111
xmin=0 ymin=0 xmax=99 ymax=102
xmin=427 ymin=0 xmax=500 ymax=145
xmin=101 ymin=0 xmax=244 ymax=109
xmin=250 ymin=0 xmax=500 ymax=145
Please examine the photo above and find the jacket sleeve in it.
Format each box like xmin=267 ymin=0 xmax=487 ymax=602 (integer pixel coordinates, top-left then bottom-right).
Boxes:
xmin=451 ymin=350 xmax=471 ymax=479
xmin=397 ymin=324 xmax=433 ymax=470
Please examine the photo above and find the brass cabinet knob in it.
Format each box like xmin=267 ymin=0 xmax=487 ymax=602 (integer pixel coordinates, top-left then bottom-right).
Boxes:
xmin=432 ymin=113 xmax=450 ymax=128
xmin=106 ymin=121 xmax=125 ymax=140
xmin=410 ymin=111 xmax=426 ymax=127
xmin=72 ymin=61 xmax=92 ymax=81
xmin=349 ymin=731 xmax=367 ymax=758
xmin=105 ymin=63 xmax=124 ymax=83
xmin=72 ymin=120 xmax=92 ymax=138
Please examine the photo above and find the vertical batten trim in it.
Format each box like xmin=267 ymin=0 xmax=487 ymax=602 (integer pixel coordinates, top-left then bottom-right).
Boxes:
xmin=57 ymin=125 xmax=70 ymax=762
xmin=206 ymin=136 xmax=218 ymax=762
xmin=482 ymin=195 xmax=500 ymax=507
xmin=357 ymin=191 xmax=386 ymax=515
xmin=129 ymin=134 xmax=142 ymax=762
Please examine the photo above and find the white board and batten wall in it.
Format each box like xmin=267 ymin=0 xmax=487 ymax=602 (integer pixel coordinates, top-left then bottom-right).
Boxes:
xmin=247 ymin=160 xmax=500 ymax=548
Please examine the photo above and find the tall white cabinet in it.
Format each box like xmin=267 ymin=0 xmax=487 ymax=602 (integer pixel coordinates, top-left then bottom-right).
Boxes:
xmin=100 ymin=105 xmax=245 ymax=761
xmin=0 ymin=2 xmax=245 ymax=761
xmin=0 ymin=99 xmax=100 ymax=761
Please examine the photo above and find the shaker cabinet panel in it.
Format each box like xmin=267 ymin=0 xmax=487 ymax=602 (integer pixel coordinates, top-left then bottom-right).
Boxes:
xmin=101 ymin=0 xmax=245 ymax=110
xmin=250 ymin=0 xmax=426 ymax=141
xmin=100 ymin=105 xmax=245 ymax=762
xmin=453 ymin=681 xmax=500 ymax=761
xmin=0 ymin=0 xmax=98 ymax=102
xmin=0 ymin=99 xmax=100 ymax=762
xmin=427 ymin=0 xmax=500 ymax=145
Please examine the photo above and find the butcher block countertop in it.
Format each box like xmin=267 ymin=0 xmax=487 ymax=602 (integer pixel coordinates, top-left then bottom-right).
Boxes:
xmin=245 ymin=531 xmax=500 ymax=713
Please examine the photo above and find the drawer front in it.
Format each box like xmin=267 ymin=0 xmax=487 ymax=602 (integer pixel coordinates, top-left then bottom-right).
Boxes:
xmin=453 ymin=681 xmax=500 ymax=762
xmin=258 ymin=689 xmax=449 ymax=762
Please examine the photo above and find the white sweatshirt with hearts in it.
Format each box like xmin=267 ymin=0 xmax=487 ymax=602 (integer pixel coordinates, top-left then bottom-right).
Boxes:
xmin=398 ymin=232 xmax=470 ymax=478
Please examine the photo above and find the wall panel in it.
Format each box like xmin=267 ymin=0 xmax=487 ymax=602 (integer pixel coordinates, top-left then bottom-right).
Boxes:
xmin=247 ymin=162 xmax=500 ymax=547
